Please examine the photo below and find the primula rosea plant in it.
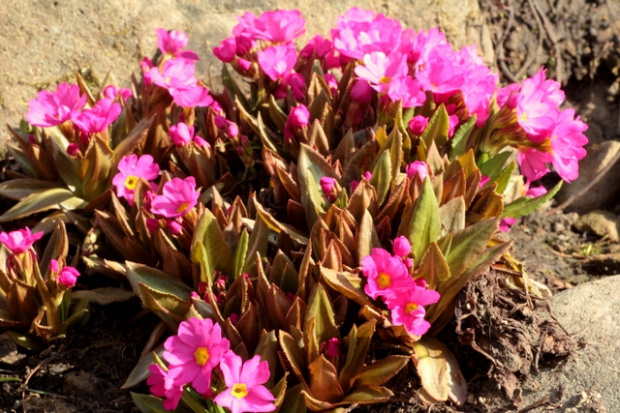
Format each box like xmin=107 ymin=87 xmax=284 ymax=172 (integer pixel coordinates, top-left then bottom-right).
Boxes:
xmin=0 ymin=222 xmax=87 ymax=348
xmin=0 ymin=6 xmax=588 ymax=413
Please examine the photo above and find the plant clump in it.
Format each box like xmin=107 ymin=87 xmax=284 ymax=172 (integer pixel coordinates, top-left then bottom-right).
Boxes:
xmin=0 ymin=7 xmax=588 ymax=413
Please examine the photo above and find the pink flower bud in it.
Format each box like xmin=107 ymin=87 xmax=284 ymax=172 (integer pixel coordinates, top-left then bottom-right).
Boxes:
xmin=66 ymin=143 xmax=80 ymax=157
xmin=351 ymin=80 xmax=373 ymax=104
xmin=58 ymin=266 xmax=80 ymax=288
xmin=405 ymin=161 xmax=428 ymax=180
xmin=213 ymin=37 xmax=237 ymax=62
xmin=214 ymin=115 xmax=227 ymax=129
xmin=169 ymin=123 xmax=194 ymax=146
xmin=321 ymin=337 xmax=341 ymax=358
xmin=166 ymin=219 xmax=183 ymax=235
xmin=479 ymin=175 xmax=490 ymax=188
xmin=288 ymin=105 xmax=310 ymax=128
xmin=50 ymin=259 xmax=60 ymax=273
xmin=226 ymin=121 xmax=239 ymax=137
xmin=392 ymin=236 xmax=411 ymax=258
xmin=408 ymin=115 xmax=429 ymax=135
xmin=237 ymin=58 xmax=252 ymax=71
xmin=146 ymin=218 xmax=160 ymax=233
xmin=320 ymin=176 xmax=336 ymax=195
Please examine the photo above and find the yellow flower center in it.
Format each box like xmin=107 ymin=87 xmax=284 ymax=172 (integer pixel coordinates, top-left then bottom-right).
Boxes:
xmin=377 ymin=272 xmax=391 ymax=289
xmin=405 ymin=302 xmax=419 ymax=314
xmin=193 ymin=347 xmax=209 ymax=366
xmin=521 ymin=111 xmax=527 ymax=122
xmin=379 ymin=76 xmax=392 ymax=84
xmin=231 ymin=383 xmax=248 ymax=399
xmin=166 ymin=76 xmax=171 ymax=84
xmin=176 ymin=201 xmax=190 ymax=214
xmin=124 ymin=175 xmax=139 ymax=190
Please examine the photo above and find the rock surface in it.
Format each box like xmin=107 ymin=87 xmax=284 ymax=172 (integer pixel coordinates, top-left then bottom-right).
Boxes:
xmin=574 ymin=210 xmax=620 ymax=242
xmin=518 ymin=275 xmax=620 ymax=411
xmin=556 ymin=140 xmax=620 ymax=214
xmin=0 ymin=0 xmax=493 ymax=147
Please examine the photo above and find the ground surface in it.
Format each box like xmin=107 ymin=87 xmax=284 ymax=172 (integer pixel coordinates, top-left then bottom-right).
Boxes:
xmin=1 ymin=0 xmax=620 ymax=412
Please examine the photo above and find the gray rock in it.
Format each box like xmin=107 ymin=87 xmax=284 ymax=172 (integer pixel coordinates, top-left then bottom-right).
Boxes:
xmin=574 ymin=210 xmax=620 ymax=242
xmin=556 ymin=140 xmax=620 ymax=214
xmin=518 ymin=276 xmax=620 ymax=411
xmin=0 ymin=0 xmax=492 ymax=146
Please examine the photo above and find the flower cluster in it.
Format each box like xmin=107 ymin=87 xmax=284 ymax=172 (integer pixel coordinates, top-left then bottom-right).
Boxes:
xmin=145 ymin=29 xmax=213 ymax=108
xmin=362 ymin=236 xmax=440 ymax=336
xmin=148 ymin=317 xmax=275 ymax=413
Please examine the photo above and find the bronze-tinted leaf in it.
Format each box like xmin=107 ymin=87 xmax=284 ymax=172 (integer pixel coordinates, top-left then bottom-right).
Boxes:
xmin=412 ymin=336 xmax=466 ymax=406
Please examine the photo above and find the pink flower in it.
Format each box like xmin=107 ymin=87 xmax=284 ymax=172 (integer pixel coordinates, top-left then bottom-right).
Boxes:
xmin=517 ymin=148 xmax=551 ymax=182
xmin=405 ymin=161 xmax=428 ymax=180
xmin=147 ymin=364 xmax=184 ymax=410
xmin=257 ymin=43 xmax=298 ymax=81
xmin=0 ymin=227 xmax=44 ymax=254
xmin=549 ymin=108 xmax=588 ymax=183
xmin=71 ymin=98 xmax=122 ymax=134
xmin=408 ymin=115 xmax=429 ymax=135
xmin=354 ymin=51 xmax=408 ymax=94
xmin=386 ymin=284 xmax=440 ymax=336
xmin=235 ymin=10 xmax=305 ymax=43
xmin=57 ymin=265 xmax=80 ymax=288
xmin=156 ymin=28 xmax=199 ymax=60
xmin=163 ymin=317 xmax=230 ymax=393
xmin=103 ymin=85 xmax=131 ymax=102
xmin=150 ymin=58 xmax=197 ymax=92
xmin=516 ymin=68 xmax=563 ymax=142
xmin=331 ymin=8 xmax=403 ymax=59
xmin=350 ymin=171 xmax=372 ymax=192
xmin=170 ymin=123 xmax=195 ymax=146
xmin=525 ymin=184 xmax=547 ymax=198
xmin=112 ymin=154 xmax=160 ymax=206
xmin=151 ymin=176 xmax=200 ymax=218
xmin=499 ymin=217 xmax=517 ymax=232
xmin=27 ymin=83 xmax=87 ymax=127
xmin=386 ymin=76 xmax=426 ymax=108
xmin=170 ymin=86 xmax=214 ymax=108
xmin=214 ymin=353 xmax=276 ymax=413
xmin=415 ymin=47 xmax=465 ymax=94
xmin=361 ymin=248 xmax=411 ymax=300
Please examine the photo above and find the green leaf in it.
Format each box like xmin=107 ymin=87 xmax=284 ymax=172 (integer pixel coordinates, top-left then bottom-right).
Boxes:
xmin=192 ymin=209 xmax=234 ymax=279
xmin=502 ymin=180 xmax=562 ymax=218
xmin=0 ymin=188 xmax=87 ymax=222
xmin=233 ymin=229 xmax=249 ymax=279
xmin=125 ymin=261 xmax=192 ymax=302
xmin=416 ymin=242 xmax=451 ymax=289
xmin=397 ymin=177 xmax=441 ymax=263
xmin=298 ymin=144 xmax=338 ymax=227
xmin=0 ymin=179 xmax=58 ymax=200
xmin=341 ymin=385 xmax=393 ymax=404
xmin=222 ymin=64 xmax=251 ymax=112
xmin=421 ymin=104 xmax=450 ymax=151
xmin=478 ymin=150 xmax=511 ymax=182
xmin=413 ymin=336 xmax=466 ymax=406
xmin=355 ymin=355 xmax=410 ymax=386
xmin=308 ymin=355 xmax=345 ymax=403
xmin=449 ymin=115 xmax=477 ymax=160
xmin=369 ymin=150 xmax=392 ymax=205
xmin=437 ymin=218 xmax=498 ymax=280
xmin=112 ymin=116 xmax=153 ymax=165
xmin=493 ymin=161 xmax=516 ymax=195
xmin=305 ymin=284 xmax=338 ymax=346
xmin=439 ymin=196 xmax=466 ymax=233
xmin=320 ymin=267 xmax=373 ymax=308
xmin=339 ymin=320 xmax=376 ymax=392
